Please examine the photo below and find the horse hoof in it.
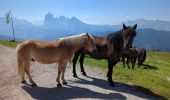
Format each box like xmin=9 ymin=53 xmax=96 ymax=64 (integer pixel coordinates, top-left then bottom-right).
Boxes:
xmin=31 ymin=83 xmax=37 ymax=87
xmin=73 ymin=74 xmax=78 ymax=78
xmin=57 ymin=84 xmax=62 ymax=87
xmin=62 ymin=81 xmax=68 ymax=85
xmin=82 ymin=72 xmax=87 ymax=76
xmin=21 ymin=80 xmax=26 ymax=84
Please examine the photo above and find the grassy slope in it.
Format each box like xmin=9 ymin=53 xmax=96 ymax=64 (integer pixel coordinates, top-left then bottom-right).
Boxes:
xmin=0 ymin=40 xmax=170 ymax=99
xmin=84 ymin=51 xmax=170 ymax=99
xmin=0 ymin=40 xmax=20 ymax=48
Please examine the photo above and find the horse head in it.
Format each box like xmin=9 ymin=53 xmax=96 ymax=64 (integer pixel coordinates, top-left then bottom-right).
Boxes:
xmin=122 ymin=23 xmax=137 ymax=53
xmin=82 ymin=32 xmax=97 ymax=54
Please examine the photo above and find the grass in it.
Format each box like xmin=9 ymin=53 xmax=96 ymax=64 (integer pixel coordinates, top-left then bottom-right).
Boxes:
xmin=84 ymin=51 xmax=170 ymax=99
xmin=0 ymin=40 xmax=170 ymax=99
xmin=0 ymin=40 xmax=20 ymax=48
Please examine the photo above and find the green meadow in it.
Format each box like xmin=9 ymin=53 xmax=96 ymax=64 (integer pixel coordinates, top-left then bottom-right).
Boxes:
xmin=84 ymin=51 xmax=170 ymax=99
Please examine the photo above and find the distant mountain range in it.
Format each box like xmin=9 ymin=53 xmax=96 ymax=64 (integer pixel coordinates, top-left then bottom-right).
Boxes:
xmin=133 ymin=29 xmax=170 ymax=51
xmin=0 ymin=13 xmax=170 ymax=51
xmin=125 ymin=19 xmax=170 ymax=31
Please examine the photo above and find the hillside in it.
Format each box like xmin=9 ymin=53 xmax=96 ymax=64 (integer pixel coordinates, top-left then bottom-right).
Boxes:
xmin=1 ymin=13 xmax=170 ymax=51
xmin=133 ymin=29 xmax=170 ymax=51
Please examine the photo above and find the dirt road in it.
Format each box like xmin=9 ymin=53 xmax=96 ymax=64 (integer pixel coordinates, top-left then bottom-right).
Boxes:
xmin=0 ymin=45 xmax=158 ymax=100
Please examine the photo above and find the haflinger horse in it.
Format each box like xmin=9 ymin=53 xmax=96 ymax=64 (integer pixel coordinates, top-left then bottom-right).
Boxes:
xmin=72 ymin=24 xmax=137 ymax=86
xmin=16 ymin=33 xmax=97 ymax=87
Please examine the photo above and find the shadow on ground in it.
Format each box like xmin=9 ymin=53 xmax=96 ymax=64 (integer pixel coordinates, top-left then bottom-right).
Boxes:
xmin=22 ymin=76 xmax=167 ymax=100
xmin=22 ymin=84 xmax=126 ymax=100
xmin=142 ymin=64 xmax=159 ymax=70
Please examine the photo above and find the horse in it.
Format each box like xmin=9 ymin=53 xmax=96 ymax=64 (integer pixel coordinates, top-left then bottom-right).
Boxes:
xmin=134 ymin=47 xmax=146 ymax=67
xmin=122 ymin=48 xmax=138 ymax=69
xmin=72 ymin=24 xmax=137 ymax=86
xmin=16 ymin=33 xmax=97 ymax=87
xmin=72 ymin=36 xmax=108 ymax=76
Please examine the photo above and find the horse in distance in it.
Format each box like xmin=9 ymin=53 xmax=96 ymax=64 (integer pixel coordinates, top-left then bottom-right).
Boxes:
xmin=134 ymin=47 xmax=147 ymax=67
xmin=122 ymin=48 xmax=138 ymax=69
xmin=72 ymin=24 xmax=137 ymax=86
xmin=16 ymin=33 xmax=97 ymax=87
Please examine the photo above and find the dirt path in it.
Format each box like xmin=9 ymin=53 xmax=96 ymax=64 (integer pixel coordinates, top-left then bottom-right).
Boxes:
xmin=0 ymin=45 xmax=158 ymax=100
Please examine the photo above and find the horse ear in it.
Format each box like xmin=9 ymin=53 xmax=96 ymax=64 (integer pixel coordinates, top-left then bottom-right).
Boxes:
xmin=85 ymin=32 xmax=88 ymax=35
xmin=85 ymin=32 xmax=90 ymax=38
xmin=123 ymin=23 xmax=127 ymax=30
xmin=82 ymin=33 xmax=88 ymax=39
xmin=133 ymin=24 xmax=137 ymax=30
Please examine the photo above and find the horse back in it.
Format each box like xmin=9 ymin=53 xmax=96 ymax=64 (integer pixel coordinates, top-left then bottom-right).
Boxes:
xmin=16 ymin=40 xmax=59 ymax=59
xmin=134 ymin=47 xmax=146 ymax=62
xmin=93 ymin=36 xmax=108 ymax=46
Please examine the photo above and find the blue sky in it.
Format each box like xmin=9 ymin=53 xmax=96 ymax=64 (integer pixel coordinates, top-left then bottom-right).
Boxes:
xmin=0 ymin=0 xmax=170 ymax=25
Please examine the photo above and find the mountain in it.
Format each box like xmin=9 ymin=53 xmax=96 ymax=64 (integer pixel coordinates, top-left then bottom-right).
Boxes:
xmin=0 ymin=34 xmax=24 ymax=41
xmin=134 ymin=29 xmax=170 ymax=51
xmin=43 ymin=13 xmax=115 ymax=33
xmin=0 ymin=34 xmax=12 ymax=40
xmin=125 ymin=19 xmax=170 ymax=31
xmin=0 ymin=13 xmax=170 ymax=51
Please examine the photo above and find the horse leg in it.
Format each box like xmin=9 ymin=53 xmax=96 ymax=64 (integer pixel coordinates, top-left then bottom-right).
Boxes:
xmin=56 ymin=63 xmax=63 ymax=87
xmin=17 ymin=56 xmax=26 ymax=84
xmin=131 ymin=58 xmax=135 ymax=69
xmin=21 ymin=74 xmax=26 ymax=84
xmin=137 ymin=56 xmax=141 ymax=67
xmin=122 ymin=57 xmax=125 ymax=68
xmin=72 ymin=51 xmax=81 ymax=77
xmin=107 ymin=59 xmax=118 ymax=87
xmin=24 ymin=62 xmax=37 ymax=86
xmin=79 ymin=53 xmax=86 ymax=76
xmin=138 ymin=59 xmax=142 ymax=67
xmin=61 ymin=62 xmax=68 ymax=85
xmin=127 ymin=58 xmax=130 ymax=69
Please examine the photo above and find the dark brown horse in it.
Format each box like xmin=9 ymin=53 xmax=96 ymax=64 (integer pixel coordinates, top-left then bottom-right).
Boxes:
xmin=134 ymin=47 xmax=147 ymax=67
xmin=122 ymin=48 xmax=138 ymax=69
xmin=72 ymin=24 xmax=137 ymax=86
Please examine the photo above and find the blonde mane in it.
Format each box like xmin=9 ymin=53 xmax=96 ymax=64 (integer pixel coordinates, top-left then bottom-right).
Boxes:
xmin=58 ymin=33 xmax=93 ymax=46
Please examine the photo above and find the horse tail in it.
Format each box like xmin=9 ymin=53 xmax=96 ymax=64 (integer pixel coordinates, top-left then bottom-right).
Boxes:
xmin=17 ymin=55 xmax=24 ymax=77
xmin=143 ymin=50 xmax=146 ymax=62
xmin=16 ymin=44 xmax=25 ymax=78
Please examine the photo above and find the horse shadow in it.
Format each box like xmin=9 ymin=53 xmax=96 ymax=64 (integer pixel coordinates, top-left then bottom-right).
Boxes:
xmin=142 ymin=64 xmax=159 ymax=70
xmin=22 ymin=84 xmax=126 ymax=100
xmin=68 ymin=76 xmax=166 ymax=100
xmin=22 ymin=76 xmax=167 ymax=100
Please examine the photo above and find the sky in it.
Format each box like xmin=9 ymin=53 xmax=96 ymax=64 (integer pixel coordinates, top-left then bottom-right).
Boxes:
xmin=0 ymin=0 xmax=170 ymax=25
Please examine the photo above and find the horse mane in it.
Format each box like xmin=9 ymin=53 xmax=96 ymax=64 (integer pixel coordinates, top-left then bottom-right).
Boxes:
xmin=107 ymin=30 xmax=123 ymax=53
xmin=58 ymin=33 xmax=93 ymax=46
